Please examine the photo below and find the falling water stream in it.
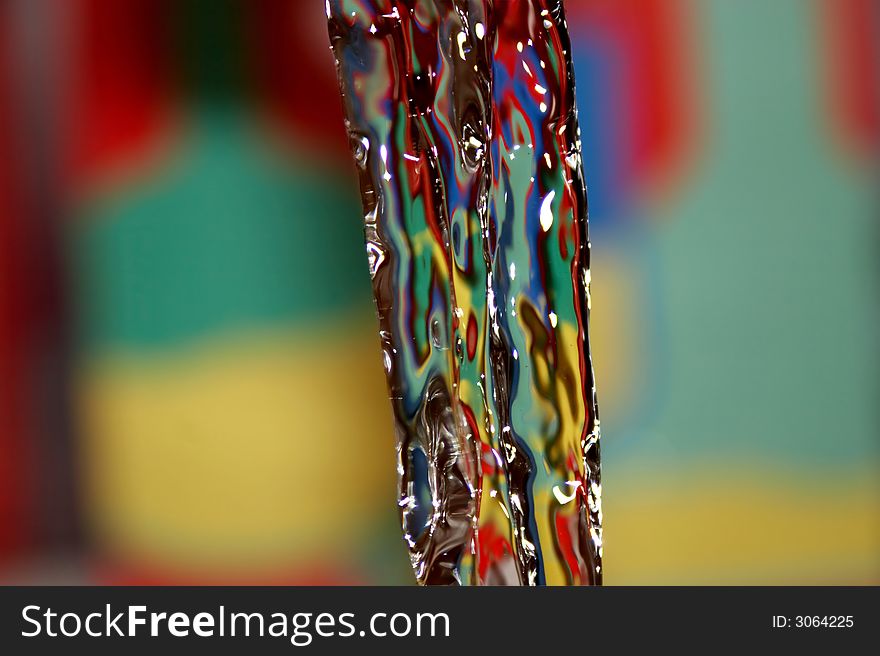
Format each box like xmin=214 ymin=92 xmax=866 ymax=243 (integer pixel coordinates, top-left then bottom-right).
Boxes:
xmin=328 ymin=0 xmax=601 ymax=585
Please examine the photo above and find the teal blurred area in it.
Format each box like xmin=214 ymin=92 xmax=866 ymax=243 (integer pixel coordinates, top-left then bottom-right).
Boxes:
xmin=0 ymin=0 xmax=878 ymax=584
xmin=567 ymin=0 xmax=880 ymax=583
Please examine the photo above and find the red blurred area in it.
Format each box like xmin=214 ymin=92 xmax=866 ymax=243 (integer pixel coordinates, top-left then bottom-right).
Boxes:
xmin=248 ymin=0 xmax=351 ymax=162
xmin=567 ymin=0 xmax=699 ymax=193
xmin=0 ymin=10 xmax=31 ymax=565
xmin=68 ymin=0 xmax=174 ymax=188
xmin=818 ymin=0 xmax=880 ymax=161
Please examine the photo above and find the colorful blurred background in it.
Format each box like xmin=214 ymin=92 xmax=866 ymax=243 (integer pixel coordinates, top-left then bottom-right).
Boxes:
xmin=1 ymin=0 xmax=878 ymax=585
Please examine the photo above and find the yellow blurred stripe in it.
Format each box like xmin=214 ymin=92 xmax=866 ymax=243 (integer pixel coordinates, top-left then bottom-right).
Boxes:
xmin=77 ymin=319 xmax=395 ymax=575
xmin=604 ymin=467 xmax=880 ymax=584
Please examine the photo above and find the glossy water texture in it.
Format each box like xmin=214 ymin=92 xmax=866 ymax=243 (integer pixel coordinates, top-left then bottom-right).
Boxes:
xmin=328 ymin=0 xmax=600 ymax=585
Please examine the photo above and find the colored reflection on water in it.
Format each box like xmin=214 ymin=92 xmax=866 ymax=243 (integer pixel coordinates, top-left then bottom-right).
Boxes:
xmin=328 ymin=0 xmax=601 ymax=585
